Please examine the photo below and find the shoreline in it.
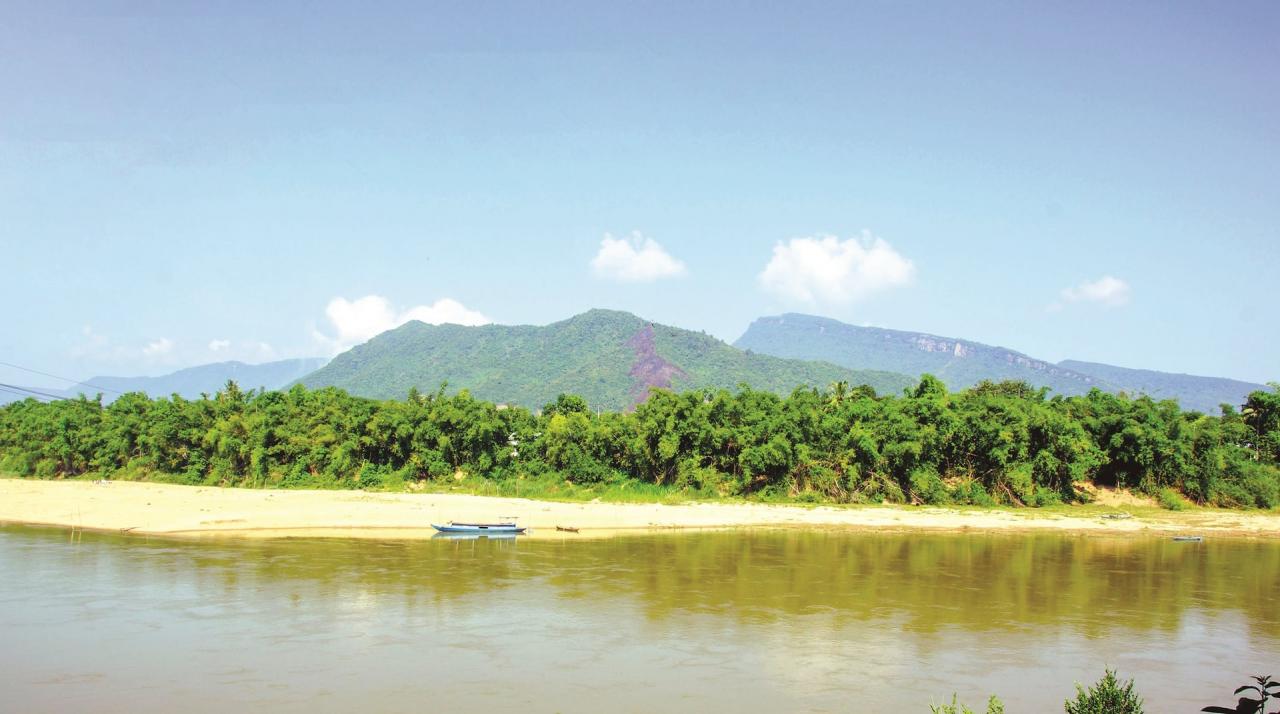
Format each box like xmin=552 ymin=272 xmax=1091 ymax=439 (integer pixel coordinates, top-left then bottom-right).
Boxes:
xmin=2 ymin=479 xmax=1279 ymax=541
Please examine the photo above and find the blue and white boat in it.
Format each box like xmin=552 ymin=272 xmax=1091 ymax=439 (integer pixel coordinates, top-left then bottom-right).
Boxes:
xmin=431 ymin=521 xmax=527 ymax=534
xmin=431 ymin=531 xmax=519 ymax=540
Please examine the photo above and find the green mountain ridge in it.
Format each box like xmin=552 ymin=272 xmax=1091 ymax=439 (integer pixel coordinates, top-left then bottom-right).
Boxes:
xmin=301 ymin=309 xmax=914 ymax=410
xmin=736 ymin=314 xmax=1111 ymax=395
xmin=1059 ymin=359 xmax=1268 ymax=413
xmin=734 ymin=313 xmax=1267 ymax=413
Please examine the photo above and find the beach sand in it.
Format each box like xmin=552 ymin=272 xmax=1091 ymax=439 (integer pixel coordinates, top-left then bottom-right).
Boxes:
xmin=2 ymin=478 xmax=1278 ymax=540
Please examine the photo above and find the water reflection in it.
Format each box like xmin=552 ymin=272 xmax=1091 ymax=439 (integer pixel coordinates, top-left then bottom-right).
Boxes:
xmin=1 ymin=526 xmax=1276 ymax=712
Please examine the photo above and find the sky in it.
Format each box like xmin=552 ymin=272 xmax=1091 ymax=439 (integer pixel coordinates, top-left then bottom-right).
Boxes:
xmin=2 ymin=1 xmax=1277 ymax=387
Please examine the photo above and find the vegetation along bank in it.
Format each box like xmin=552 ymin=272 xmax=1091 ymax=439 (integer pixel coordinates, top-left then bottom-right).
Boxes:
xmin=1 ymin=376 xmax=1278 ymax=510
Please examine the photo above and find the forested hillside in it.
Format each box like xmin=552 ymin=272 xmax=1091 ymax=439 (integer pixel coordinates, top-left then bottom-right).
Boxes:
xmin=736 ymin=314 xmax=1108 ymax=395
xmin=1060 ymin=359 xmax=1265 ymax=414
xmin=2 ymin=378 xmax=1277 ymax=510
xmin=736 ymin=314 xmax=1266 ymax=412
xmin=301 ymin=309 xmax=913 ymax=410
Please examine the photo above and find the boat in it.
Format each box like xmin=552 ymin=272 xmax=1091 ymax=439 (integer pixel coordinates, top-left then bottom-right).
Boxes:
xmin=555 ymin=525 xmax=579 ymax=533
xmin=1172 ymin=536 xmax=1204 ymax=542
xmin=431 ymin=521 xmax=527 ymax=534
xmin=431 ymin=531 xmax=519 ymax=540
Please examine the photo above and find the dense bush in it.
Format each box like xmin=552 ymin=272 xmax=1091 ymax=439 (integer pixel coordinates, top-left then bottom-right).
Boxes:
xmin=1064 ymin=669 xmax=1144 ymax=713
xmin=1 ymin=378 xmax=1278 ymax=508
xmin=1157 ymin=487 xmax=1186 ymax=511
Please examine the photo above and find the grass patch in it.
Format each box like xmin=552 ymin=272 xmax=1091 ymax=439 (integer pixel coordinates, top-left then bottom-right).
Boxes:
xmin=1157 ymin=487 xmax=1187 ymax=511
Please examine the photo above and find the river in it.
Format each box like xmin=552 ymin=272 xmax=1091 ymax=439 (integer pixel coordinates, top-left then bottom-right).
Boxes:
xmin=1 ymin=526 xmax=1276 ymax=712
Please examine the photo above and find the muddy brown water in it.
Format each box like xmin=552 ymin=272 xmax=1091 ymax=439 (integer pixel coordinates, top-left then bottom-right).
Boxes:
xmin=1 ymin=525 xmax=1276 ymax=712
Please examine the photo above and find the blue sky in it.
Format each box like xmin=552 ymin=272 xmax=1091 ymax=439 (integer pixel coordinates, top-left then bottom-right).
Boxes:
xmin=2 ymin=1 xmax=1277 ymax=386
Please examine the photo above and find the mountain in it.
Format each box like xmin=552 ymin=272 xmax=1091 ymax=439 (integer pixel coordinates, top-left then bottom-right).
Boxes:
xmin=1058 ymin=360 xmax=1267 ymax=413
xmin=734 ymin=313 xmax=1269 ymax=412
xmin=0 ymin=358 xmax=330 ymax=405
xmin=301 ymin=309 xmax=915 ymax=410
xmin=736 ymin=314 xmax=1110 ymax=397
xmin=79 ymin=358 xmax=331 ymax=401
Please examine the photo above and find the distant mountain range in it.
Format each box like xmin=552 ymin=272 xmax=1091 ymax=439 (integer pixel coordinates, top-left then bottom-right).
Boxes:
xmin=301 ymin=309 xmax=914 ymax=410
xmin=735 ymin=314 xmax=1267 ymax=413
xmin=0 ymin=358 xmax=328 ymax=405
xmin=1058 ymin=360 xmax=1268 ymax=414
xmin=736 ymin=314 xmax=1106 ymax=397
xmin=4 ymin=311 xmax=1266 ymax=414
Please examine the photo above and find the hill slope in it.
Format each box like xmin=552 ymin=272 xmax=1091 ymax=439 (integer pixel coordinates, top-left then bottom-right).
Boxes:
xmin=736 ymin=314 xmax=1110 ymax=396
xmin=0 ymin=358 xmax=330 ymax=405
xmin=1058 ymin=360 xmax=1267 ymax=413
xmin=301 ymin=309 xmax=914 ymax=410
xmin=734 ymin=313 xmax=1268 ymax=412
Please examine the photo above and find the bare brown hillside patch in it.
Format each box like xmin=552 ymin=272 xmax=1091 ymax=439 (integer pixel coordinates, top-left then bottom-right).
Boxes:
xmin=627 ymin=325 xmax=686 ymax=405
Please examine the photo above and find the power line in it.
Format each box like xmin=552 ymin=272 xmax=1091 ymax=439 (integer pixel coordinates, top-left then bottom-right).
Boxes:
xmin=0 ymin=360 xmax=124 ymax=395
xmin=0 ymin=384 xmax=46 ymax=400
xmin=0 ymin=385 xmax=58 ymax=402
xmin=0 ymin=383 xmax=70 ymax=401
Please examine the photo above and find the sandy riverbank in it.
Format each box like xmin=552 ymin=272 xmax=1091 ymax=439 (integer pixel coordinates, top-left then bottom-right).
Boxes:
xmin=2 ymin=479 xmax=1278 ymax=540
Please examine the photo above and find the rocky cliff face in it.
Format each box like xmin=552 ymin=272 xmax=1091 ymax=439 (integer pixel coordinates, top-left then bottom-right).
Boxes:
xmin=909 ymin=335 xmax=970 ymax=358
xmin=735 ymin=313 xmax=1270 ymax=411
xmin=735 ymin=314 xmax=1109 ymax=395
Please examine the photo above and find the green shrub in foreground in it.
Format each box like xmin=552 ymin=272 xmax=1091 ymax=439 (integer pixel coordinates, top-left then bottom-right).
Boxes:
xmin=932 ymin=671 xmax=1280 ymax=713
xmin=1064 ymin=669 xmax=1144 ymax=714
xmin=931 ymin=694 xmax=1004 ymax=714
xmin=1201 ymin=674 xmax=1280 ymax=713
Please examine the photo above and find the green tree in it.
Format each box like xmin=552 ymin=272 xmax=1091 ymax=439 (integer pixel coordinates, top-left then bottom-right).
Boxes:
xmin=1242 ymin=384 xmax=1280 ymax=462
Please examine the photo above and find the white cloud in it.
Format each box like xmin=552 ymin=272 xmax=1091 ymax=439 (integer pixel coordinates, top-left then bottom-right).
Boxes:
xmin=71 ymin=325 xmax=110 ymax=359
xmin=399 ymin=299 xmax=491 ymax=327
xmin=206 ymin=338 xmax=275 ymax=362
xmin=142 ymin=337 xmax=173 ymax=357
xmin=313 ymin=295 xmax=490 ymax=354
xmin=71 ymin=329 xmax=275 ymax=370
xmin=590 ymin=232 xmax=687 ymax=282
xmin=1059 ymin=275 xmax=1131 ymax=307
xmin=71 ymin=326 xmax=171 ymax=365
xmin=758 ymin=232 xmax=915 ymax=303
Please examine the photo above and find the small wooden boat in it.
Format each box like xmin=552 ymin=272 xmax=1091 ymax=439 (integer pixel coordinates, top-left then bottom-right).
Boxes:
xmin=431 ymin=521 xmax=526 ymax=534
xmin=1172 ymin=536 xmax=1204 ymax=542
xmin=555 ymin=525 xmax=579 ymax=533
xmin=431 ymin=531 xmax=518 ymax=540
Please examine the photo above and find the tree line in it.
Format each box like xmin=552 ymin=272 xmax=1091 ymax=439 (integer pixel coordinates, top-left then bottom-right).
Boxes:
xmin=1 ymin=376 xmax=1277 ymax=508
